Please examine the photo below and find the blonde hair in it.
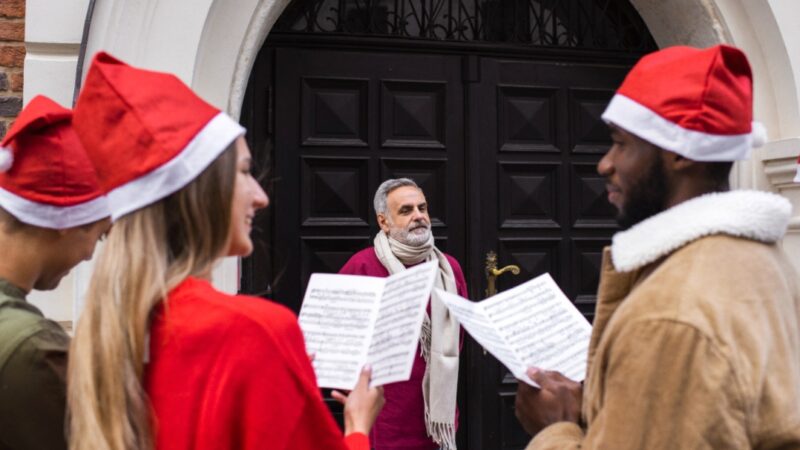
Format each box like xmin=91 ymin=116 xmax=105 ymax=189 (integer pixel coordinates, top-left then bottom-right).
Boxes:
xmin=67 ymin=144 xmax=237 ymax=450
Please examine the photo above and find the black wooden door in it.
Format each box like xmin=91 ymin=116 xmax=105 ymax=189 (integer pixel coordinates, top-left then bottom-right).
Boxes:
xmin=241 ymin=44 xmax=632 ymax=449
xmin=261 ymin=47 xmax=467 ymax=313
xmin=462 ymin=56 xmax=626 ymax=449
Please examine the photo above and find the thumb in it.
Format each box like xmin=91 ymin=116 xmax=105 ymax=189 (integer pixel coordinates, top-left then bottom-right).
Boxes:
xmin=526 ymin=367 xmax=548 ymax=388
xmin=355 ymin=364 xmax=373 ymax=389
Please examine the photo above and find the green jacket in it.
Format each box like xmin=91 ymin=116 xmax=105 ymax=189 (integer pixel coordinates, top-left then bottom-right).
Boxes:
xmin=0 ymin=278 xmax=69 ymax=450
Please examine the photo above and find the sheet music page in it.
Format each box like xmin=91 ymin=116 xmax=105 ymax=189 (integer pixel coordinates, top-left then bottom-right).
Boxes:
xmin=434 ymin=289 xmax=527 ymax=381
xmin=481 ymin=273 xmax=591 ymax=384
xmin=298 ymin=274 xmax=385 ymax=390
xmin=367 ymin=261 xmax=438 ymax=387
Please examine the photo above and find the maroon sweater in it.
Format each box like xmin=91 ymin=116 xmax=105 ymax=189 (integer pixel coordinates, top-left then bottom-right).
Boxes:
xmin=339 ymin=248 xmax=468 ymax=450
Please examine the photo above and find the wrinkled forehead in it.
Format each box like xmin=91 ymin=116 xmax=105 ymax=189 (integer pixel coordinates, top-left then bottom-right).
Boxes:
xmin=387 ymin=186 xmax=426 ymax=209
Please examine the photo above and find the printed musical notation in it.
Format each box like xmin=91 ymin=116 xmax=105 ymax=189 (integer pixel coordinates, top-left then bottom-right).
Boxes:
xmin=298 ymin=261 xmax=439 ymax=390
xmin=435 ymin=273 xmax=591 ymax=387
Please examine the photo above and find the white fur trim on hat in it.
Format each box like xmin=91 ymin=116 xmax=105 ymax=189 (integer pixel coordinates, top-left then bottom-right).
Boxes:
xmin=107 ymin=112 xmax=245 ymax=221
xmin=0 ymin=147 xmax=13 ymax=172
xmin=0 ymin=186 xmax=110 ymax=229
xmin=611 ymin=190 xmax=790 ymax=272
xmin=602 ymin=94 xmax=758 ymax=162
xmin=750 ymin=122 xmax=767 ymax=148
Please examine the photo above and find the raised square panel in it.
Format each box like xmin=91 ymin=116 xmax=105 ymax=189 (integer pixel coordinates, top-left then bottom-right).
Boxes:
xmin=498 ymin=162 xmax=560 ymax=229
xmin=301 ymin=157 xmax=369 ymax=226
xmin=301 ymin=77 xmax=368 ymax=146
xmin=381 ymin=80 xmax=446 ymax=148
xmin=570 ymin=162 xmax=618 ymax=229
xmin=569 ymin=88 xmax=615 ymax=154
xmin=380 ymin=158 xmax=448 ymax=227
xmin=300 ymin=237 xmax=372 ymax=289
xmin=571 ymin=239 xmax=611 ymax=322
xmin=497 ymin=85 xmax=558 ymax=152
xmin=495 ymin=238 xmax=560 ymax=293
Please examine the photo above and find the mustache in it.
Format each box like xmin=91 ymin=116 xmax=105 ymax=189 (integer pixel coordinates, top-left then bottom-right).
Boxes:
xmin=408 ymin=220 xmax=430 ymax=230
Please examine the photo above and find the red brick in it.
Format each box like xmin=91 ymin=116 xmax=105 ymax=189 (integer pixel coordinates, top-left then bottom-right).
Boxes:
xmin=8 ymin=71 xmax=21 ymax=92
xmin=0 ymin=45 xmax=24 ymax=68
xmin=0 ymin=120 xmax=6 ymax=139
xmin=0 ymin=72 xmax=6 ymax=91
xmin=0 ymin=0 xmax=25 ymax=19
xmin=0 ymin=21 xmax=24 ymax=42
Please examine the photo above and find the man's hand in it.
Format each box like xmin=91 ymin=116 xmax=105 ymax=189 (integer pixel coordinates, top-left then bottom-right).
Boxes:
xmin=515 ymin=367 xmax=582 ymax=436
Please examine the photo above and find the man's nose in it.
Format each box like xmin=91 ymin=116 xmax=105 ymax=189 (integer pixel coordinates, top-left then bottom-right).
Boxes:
xmin=597 ymin=149 xmax=614 ymax=177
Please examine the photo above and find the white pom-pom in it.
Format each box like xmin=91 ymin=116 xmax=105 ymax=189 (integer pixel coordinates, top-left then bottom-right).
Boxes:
xmin=0 ymin=147 xmax=13 ymax=172
xmin=751 ymin=121 xmax=767 ymax=148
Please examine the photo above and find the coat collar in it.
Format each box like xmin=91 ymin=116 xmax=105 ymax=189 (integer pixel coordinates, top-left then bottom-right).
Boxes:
xmin=611 ymin=190 xmax=791 ymax=272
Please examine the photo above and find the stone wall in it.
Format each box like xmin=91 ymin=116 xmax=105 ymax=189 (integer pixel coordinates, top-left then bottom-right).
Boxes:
xmin=0 ymin=0 xmax=24 ymax=138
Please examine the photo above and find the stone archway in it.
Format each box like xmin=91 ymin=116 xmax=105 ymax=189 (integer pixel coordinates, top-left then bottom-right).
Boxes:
xmin=76 ymin=0 xmax=800 ymax=288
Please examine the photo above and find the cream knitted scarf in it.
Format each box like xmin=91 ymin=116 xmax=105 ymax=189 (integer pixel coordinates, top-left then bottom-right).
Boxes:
xmin=374 ymin=231 xmax=459 ymax=450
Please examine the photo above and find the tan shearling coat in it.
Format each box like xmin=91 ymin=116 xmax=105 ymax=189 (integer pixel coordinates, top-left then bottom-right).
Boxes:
xmin=527 ymin=190 xmax=800 ymax=450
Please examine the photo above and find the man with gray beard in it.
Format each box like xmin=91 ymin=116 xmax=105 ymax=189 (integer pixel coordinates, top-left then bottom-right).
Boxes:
xmin=339 ymin=178 xmax=468 ymax=450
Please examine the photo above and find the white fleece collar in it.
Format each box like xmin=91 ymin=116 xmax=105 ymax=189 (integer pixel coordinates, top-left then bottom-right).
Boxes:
xmin=611 ymin=190 xmax=791 ymax=272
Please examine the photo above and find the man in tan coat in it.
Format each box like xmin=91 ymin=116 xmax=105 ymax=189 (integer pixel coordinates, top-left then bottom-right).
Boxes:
xmin=515 ymin=45 xmax=800 ymax=449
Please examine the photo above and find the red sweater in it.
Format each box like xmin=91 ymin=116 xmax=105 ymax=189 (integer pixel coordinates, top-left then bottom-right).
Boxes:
xmin=339 ymin=248 xmax=468 ymax=450
xmin=144 ymin=277 xmax=368 ymax=450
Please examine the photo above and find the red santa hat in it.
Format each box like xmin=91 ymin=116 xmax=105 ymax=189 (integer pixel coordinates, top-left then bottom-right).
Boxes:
xmin=602 ymin=44 xmax=766 ymax=162
xmin=0 ymin=95 xmax=109 ymax=229
xmin=73 ymin=52 xmax=245 ymax=220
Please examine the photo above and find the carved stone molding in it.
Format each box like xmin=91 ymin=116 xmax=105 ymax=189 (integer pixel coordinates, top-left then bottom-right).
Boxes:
xmin=763 ymin=138 xmax=800 ymax=190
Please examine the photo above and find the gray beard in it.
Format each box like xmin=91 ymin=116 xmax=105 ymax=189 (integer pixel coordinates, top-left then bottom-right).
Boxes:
xmin=389 ymin=225 xmax=431 ymax=247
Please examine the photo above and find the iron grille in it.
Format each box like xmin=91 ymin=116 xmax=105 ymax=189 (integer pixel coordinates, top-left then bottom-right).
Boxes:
xmin=274 ymin=0 xmax=657 ymax=52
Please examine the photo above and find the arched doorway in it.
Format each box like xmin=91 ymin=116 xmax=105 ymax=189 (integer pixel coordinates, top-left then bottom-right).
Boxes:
xmin=240 ymin=1 xmax=655 ymax=447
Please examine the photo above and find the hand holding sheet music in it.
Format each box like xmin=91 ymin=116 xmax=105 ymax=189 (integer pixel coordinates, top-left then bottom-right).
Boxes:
xmin=298 ymin=261 xmax=439 ymax=390
xmin=435 ymin=273 xmax=591 ymax=388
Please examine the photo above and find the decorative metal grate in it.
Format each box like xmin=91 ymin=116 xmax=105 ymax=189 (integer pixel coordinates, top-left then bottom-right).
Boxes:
xmin=274 ymin=0 xmax=657 ymax=52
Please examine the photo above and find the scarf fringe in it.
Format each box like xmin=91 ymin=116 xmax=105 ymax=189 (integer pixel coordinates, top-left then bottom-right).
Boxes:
xmin=425 ymin=414 xmax=457 ymax=450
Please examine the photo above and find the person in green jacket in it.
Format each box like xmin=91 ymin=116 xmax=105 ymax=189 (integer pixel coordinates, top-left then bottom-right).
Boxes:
xmin=0 ymin=95 xmax=110 ymax=450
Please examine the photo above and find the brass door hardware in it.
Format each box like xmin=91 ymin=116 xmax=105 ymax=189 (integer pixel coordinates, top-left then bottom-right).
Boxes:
xmin=484 ymin=251 xmax=520 ymax=298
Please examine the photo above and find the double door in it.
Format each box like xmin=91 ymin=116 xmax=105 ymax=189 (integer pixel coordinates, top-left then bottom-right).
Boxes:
xmin=241 ymin=43 xmax=628 ymax=449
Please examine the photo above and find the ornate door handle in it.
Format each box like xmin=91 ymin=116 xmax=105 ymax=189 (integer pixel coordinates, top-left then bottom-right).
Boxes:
xmin=485 ymin=251 xmax=520 ymax=298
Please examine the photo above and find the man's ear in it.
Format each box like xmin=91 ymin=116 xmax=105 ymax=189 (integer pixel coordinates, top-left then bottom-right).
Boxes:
xmin=377 ymin=213 xmax=390 ymax=233
xmin=661 ymin=148 xmax=696 ymax=172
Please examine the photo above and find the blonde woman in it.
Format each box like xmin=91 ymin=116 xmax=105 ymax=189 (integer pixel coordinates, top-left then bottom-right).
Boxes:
xmin=67 ymin=52 xmax=383 ymax=450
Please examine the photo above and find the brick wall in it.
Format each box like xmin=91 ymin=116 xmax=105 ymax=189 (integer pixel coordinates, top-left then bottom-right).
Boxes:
xmin=0 ymin=0 xmax=24 ymax=139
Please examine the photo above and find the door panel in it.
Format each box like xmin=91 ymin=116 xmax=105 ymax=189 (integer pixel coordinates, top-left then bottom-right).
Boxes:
xmin=270 ymin=48 xmax=466 ymax=313
xmin=465 ymin=57 xmax=626 ymax=448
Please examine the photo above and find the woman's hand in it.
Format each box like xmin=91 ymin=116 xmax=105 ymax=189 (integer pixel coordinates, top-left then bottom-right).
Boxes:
xmin=332 ymin=365 xmax=385 ymax=436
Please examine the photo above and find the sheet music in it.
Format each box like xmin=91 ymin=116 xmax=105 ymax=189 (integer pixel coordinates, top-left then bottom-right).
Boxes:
xmin=298 ymin=261 xmax=438 ymax=389
xmin=367 ymin=261 xmax=438 ymax=386
xmin=436 ymin=273 xmax=591 ymax=387
xmin=298 ymin=274 xmax=383 ymax=390
xmin=434 ymin=291 xmax=527 ymax=380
